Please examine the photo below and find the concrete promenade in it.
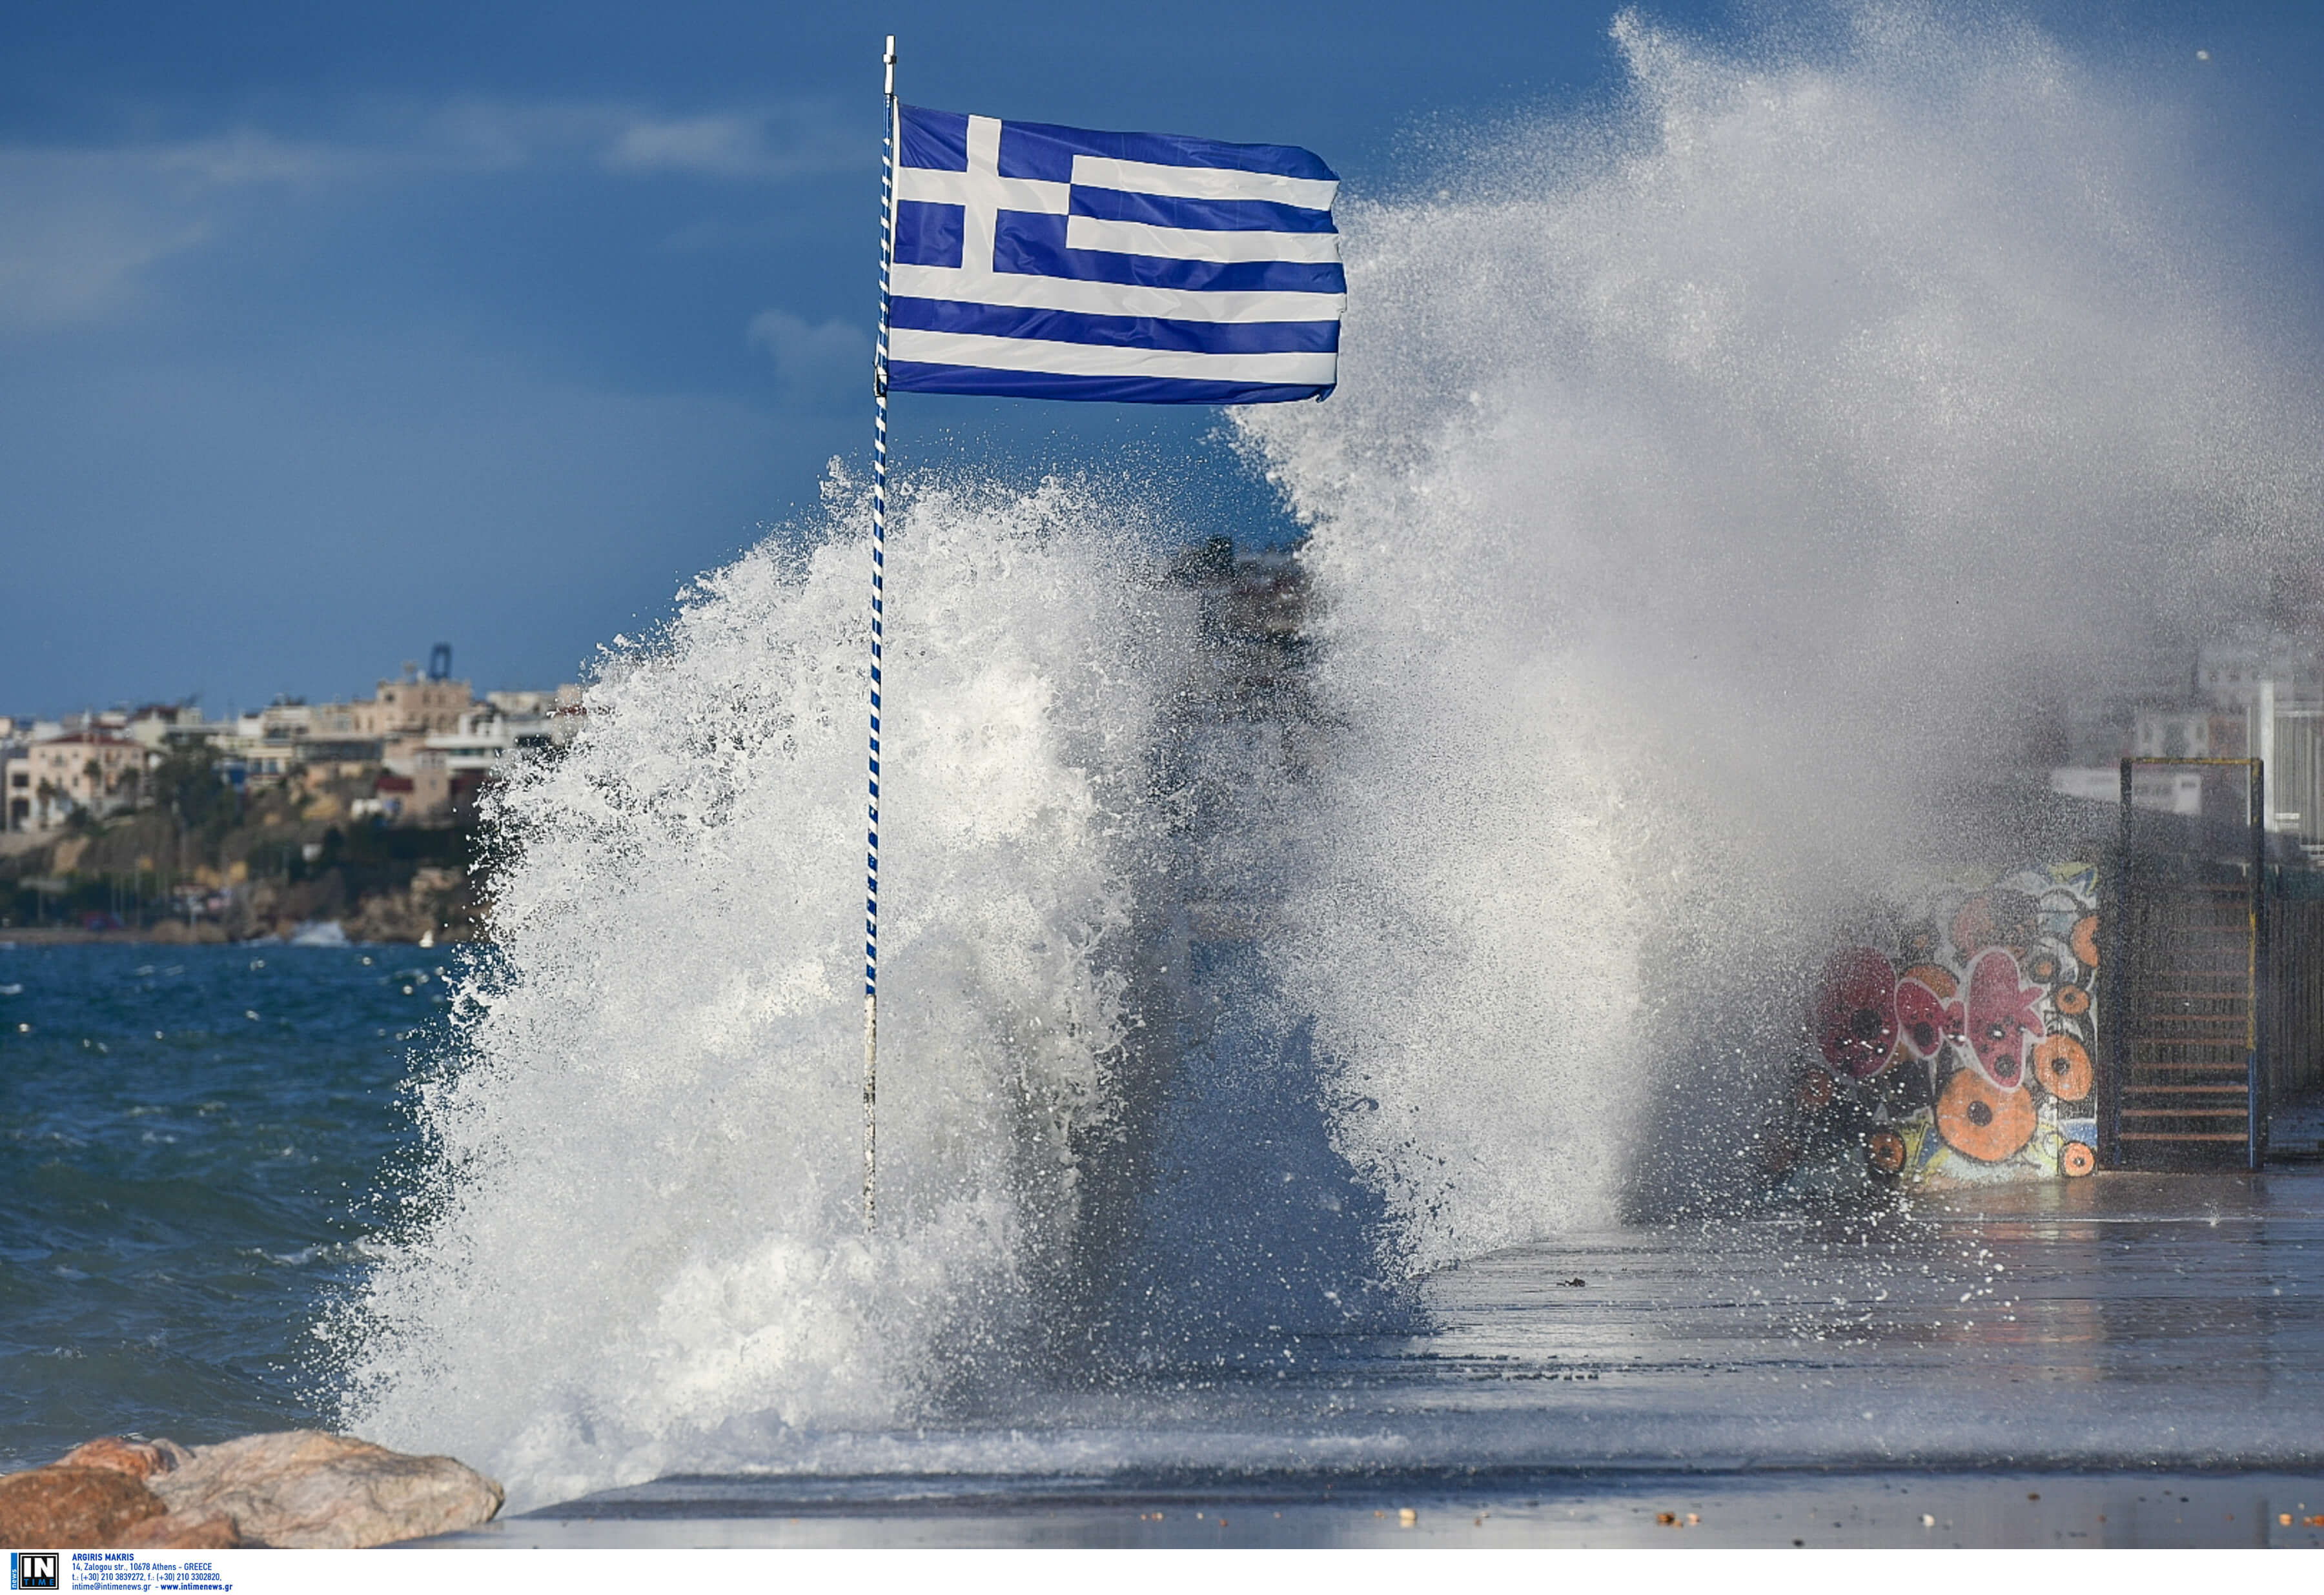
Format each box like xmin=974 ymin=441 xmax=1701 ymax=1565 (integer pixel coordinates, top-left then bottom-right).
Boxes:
xmin=430 ymin=1168 xmax=2324 ymax=1549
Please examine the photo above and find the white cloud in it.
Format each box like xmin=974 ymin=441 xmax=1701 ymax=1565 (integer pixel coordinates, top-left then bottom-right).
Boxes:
xmin=746 ymin=309 xmax=869 ymax=407
xmin=420 ymin=101 xmax=630 ymax=173
xmin=0 ymin=131 xmax=380 ymax=332
xmin=0 ymin=150 xmax=213 ymax=332
xmin=415 ymin=97 xmax=856 ymax=181
xmin=607 ymin=114 xmax=771 ymax=176
xmin=602 ymin=106 xmax=856 ymax=179
xmin=150 ymin=130 xmax=351 ymax=186
xmin=0 ymin=96 xmax=857 ymax=335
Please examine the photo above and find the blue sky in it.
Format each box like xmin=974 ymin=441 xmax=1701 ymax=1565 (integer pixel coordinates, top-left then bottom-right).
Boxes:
xmin=3 ymin=1 xmax=2319 ymax=715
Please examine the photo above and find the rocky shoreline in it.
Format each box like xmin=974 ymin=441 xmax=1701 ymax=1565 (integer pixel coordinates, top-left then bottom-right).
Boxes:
xmin=0 ymin=1432 xmax=502 ymax=1549
xmin=0 ymin=869 xmax=474 ymax=947
xmin=4 ymin=762 xmax=486 ymax=945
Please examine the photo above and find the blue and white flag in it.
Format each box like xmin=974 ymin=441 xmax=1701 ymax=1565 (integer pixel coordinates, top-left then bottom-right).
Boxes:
xmin=888 ymin=106 xmax=1342 ymax=405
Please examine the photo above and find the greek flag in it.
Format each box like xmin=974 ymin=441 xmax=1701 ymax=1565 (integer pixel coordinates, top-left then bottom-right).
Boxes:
xmin=888 ymin=106 xmax=1342 ymax=404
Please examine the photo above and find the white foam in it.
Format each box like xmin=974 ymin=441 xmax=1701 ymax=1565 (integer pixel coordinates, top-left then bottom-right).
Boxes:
xmin=331 ymin=472 xmax=1189 ymax=1507
xmin=1238 ymin=5 xmax=2321 ymax=1275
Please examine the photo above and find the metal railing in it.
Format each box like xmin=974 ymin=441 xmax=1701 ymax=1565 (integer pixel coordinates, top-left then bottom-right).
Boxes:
xmin=2114 ymin=757 xmax=2267 ymax=1171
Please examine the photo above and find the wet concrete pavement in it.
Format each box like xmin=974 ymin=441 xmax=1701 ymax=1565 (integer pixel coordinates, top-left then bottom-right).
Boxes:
xmin=430 ymin=1470 xmax=2324 ymax=1547
xmin=1391 ymin=1167 xmax=2324 ymax=1471
xmin=429 ymin=1168 xmax=2324 ymax=1548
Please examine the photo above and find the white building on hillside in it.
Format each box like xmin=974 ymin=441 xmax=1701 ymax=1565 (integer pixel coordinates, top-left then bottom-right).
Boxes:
xmin=4 ymin=733 xmax=154 ymax=832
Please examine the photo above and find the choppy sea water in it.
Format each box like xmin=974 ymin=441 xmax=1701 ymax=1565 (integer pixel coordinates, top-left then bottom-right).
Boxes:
xmin=0 ymin=941 xmax=445 ymax=1470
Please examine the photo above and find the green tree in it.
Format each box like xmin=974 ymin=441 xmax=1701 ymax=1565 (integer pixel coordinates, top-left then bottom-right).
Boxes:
xmin=148 ymin=743 xmax=238 ymax=831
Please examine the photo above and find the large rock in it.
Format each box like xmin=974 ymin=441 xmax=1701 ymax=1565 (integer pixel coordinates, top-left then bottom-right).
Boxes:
xmin=0 ymin=1466 xmax=168 ymax=1546
xmin=0 ymin=1430 xmax=497 ymax=1549
xmin=56 ymin=1436 xmax=193 ymax=1481
xmin=149 ymin=1431 xmax=503 ymax=1549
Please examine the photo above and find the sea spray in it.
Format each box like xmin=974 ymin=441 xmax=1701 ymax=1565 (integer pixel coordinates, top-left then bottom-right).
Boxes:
xmin=326 ymin=2 xmax=2324 ymax=1498
xmin=331 ymin=471 xmax=1192 ymax=1508
xmin=1240 ymin=3 xmax=2322 ymax=1272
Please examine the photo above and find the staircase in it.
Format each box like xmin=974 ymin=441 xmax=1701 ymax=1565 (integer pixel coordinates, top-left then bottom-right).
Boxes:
xmin=2119 ymin=882 xmax=2258 ymax=1167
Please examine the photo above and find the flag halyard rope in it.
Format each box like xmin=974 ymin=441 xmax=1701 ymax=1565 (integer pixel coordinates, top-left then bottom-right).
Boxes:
xmin=864 ymin=36 xmax=898 ymax=1230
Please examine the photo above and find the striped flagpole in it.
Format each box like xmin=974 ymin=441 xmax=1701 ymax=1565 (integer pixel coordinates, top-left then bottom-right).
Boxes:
xmin=864 ymin=35 xmax=899 ymax=1230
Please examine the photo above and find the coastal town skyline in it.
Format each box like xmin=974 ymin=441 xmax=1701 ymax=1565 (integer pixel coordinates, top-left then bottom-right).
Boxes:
xmin=3 ymin=650 xmax=583 ymax=835
xmin=1 ymin=649 xmax=576 ymax=740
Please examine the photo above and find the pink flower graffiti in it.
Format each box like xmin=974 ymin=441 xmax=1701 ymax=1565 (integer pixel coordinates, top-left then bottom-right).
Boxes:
xmin=1813 ymin=949 xmax=1899 ymax=1079
xmin=1964 ymin=948 xmax=2045 ymax=1090
xmin=1895 ymin=978 xmax=1964 ymax=1059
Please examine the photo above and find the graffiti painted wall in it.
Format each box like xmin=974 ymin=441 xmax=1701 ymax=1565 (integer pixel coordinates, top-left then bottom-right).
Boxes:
xmin=1800 ymin=865 xmax=2101 ymax=1186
